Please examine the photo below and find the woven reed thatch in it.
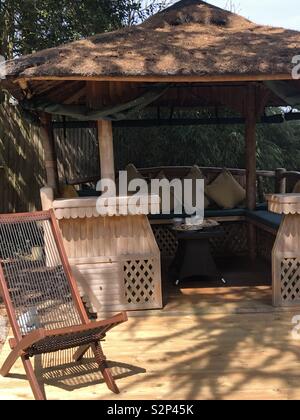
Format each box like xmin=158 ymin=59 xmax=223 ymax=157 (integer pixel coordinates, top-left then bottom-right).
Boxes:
xmin=4 ymin=0 xmax=300 ymax=81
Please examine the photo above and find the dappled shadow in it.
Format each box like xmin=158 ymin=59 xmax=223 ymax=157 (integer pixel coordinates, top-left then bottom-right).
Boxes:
xmin=8 ymin=348 xmax=145 ymax=393
xmin=6 ymin=1 xmax=300 ymax=81
xmin=97 ymin=257 xmax=300 ymax=400
xmin=2 ymin=259 xmax=300 ymax=399
xmin=118 ymin=294 xmax=300 ymax=399
xmin=0 ymin=101 xmax=46 ymax=213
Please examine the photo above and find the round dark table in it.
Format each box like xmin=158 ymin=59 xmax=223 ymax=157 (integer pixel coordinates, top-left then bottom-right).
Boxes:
xmin=170 ymin=227 xmax=226 ymax=286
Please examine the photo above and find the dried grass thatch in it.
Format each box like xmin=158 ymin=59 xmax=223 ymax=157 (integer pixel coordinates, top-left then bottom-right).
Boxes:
xmin=4 ymin=0 xmax=300 ymax=81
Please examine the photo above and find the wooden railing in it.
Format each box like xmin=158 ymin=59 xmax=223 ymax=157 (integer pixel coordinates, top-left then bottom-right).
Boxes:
xmin=275 ymin=168 xmax=300 ymax=194
xmin=139 ymin=166 xmax=276 ymax=203
xmin=65 ymin=166 xmax=300 ymax=200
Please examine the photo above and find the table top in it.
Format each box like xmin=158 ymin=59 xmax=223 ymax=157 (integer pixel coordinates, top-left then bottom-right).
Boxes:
xmin=267 ymin=194 xmax=300 ymax=215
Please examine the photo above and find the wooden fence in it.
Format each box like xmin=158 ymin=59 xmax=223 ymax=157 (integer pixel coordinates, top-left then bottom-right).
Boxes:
xmin=54 ymin=127 xmax=99 ymax=183
xmin=0 ymin=101 xmax=46 ymax=213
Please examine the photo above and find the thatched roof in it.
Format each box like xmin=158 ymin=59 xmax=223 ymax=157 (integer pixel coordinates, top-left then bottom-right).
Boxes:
xmin=4 ymin=0 xmax=300 ymax=81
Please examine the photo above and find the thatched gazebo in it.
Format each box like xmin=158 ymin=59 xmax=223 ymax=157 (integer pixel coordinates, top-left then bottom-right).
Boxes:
xmin=1 ymin=0 xmax=300 ymax=311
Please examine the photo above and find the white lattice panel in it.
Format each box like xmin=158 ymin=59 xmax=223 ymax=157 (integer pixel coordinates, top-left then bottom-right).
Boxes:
xmin=280 ymin=258 xmax=300 ymax=304
xmin=123 ymin=259 xmax=161 ymax=309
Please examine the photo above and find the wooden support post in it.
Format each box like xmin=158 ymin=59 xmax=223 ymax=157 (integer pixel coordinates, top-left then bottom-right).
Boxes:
xmin=40 ymin=113 xmax=59 ymax=194
xmin=245 ymin=89 xmax=257 ymax=212
xmin=97 ymin=120 xmax=115 ymax=182
xmin=275 ymin=168 xmax=287 ymax=194
xmin=245 ymin=87 xmax=257 ymax=260
xmin=86 ymin=82 xmax=115 ymax=182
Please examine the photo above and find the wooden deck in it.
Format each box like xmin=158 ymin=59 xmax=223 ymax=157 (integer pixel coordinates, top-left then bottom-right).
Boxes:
xmin=1 ymin=258 xmax=300 ymax=400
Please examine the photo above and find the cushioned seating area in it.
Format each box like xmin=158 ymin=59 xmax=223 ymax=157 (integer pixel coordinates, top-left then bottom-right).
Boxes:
xmin=78 ymin=189 xmax=101 ymax=197
xmin=205 ymin=208 xmax=246 ymax=218
xmin=150 ymin=204 xmax=282 ymax=235
xmin=149 ymin=205 xmax=270 ymax=221
xmin=256 ymin=202 xmax=268 ymax=211
xmin=76 ymin=188 xmax=279 ymax=231
xmin=149 ymin=208 xmax=247 ymax=220
xmin=246 ymin=210 xmax=282 ymax=231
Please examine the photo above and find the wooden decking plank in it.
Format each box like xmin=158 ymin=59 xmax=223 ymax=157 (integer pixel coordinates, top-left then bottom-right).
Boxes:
xmin=1 ymin=282 xmax=300 ymax=400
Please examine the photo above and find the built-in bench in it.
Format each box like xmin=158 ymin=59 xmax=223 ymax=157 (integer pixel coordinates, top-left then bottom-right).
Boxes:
xmin=247 ymin=210 xmax=282 ymax=232
xmin=150 ymin=207 xmax=282 ymax=261
xmin=138 ymin=167 xmax=299 ymax=263
xmin=138 ymin=166 xmax=273 ymax=260
xmin=68 ymin=166 xmax=300 ymax=263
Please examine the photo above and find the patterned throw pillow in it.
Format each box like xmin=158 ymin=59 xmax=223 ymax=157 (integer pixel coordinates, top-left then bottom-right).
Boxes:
xmin=60 ymin=184 xmax=78 ymax=199
xmin=184 ymin=165 xmax=210 ymax=210
xmin=206 ymin=170 xmax=246 ymax=209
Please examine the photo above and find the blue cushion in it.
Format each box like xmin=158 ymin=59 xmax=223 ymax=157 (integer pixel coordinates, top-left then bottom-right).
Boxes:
xmin=246 ymin=210 xmax=282 ymax=230
xmin=149 ymin=205 xmax=269 ymax=221
xmin=149 ymin=208 xmax=247 ymax=220
xmin=78 ymin=189 xmax=101 ymax=197
xmin=205 ymin=208 xmax=246 ymax=218
xmin=256 ymin=202 xmax=268 ymax=211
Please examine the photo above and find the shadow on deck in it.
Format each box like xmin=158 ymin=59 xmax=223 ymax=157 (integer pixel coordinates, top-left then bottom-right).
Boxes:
xmin=1 ymin=257 xmax=300 ymax=400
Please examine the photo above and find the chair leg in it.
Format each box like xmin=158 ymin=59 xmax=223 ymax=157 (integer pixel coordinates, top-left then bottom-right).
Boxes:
xmin=21 ymin=356 xmax=46 ymax=401
xmin=73 ymin=345 xmax=91 ymax=362
xmin=0 ymin=348 xmax=20 ymax=377
xmin=92 ymin=343 xmax=120 ymax=394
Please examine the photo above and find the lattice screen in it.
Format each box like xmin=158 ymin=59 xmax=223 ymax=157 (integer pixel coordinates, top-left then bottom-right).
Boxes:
xmin=123 ymin=259 xmax=160 ymax=309
xmin=151 ymin=222 xmax=248 ymax=259
xmin=209 ymin=222 xmax=248 ymax=257
xmin=151 ymin=225 xmax=178 ymax=258
xmin=280 ymin=258 xmax=300 ymax=304
xmin=256 ymin=228 xmax=276 ymax=261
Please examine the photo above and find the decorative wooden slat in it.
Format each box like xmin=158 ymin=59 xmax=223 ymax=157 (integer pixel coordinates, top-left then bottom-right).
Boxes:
xmin=280 ymin=259 xmax=300 ymax=304
xmin=41 ymin=189 xmax=162 ymax=313
xmin=123 ymin=259 xmax=159 ymax=307
xmin=268 ymin=194 xmax=300 ymax=307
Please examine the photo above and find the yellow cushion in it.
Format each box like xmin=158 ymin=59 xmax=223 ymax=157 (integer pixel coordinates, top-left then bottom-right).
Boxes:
xmin=293 ymin=180 xmax=300 ymax=193
xmin=206 ymin=170 xmax=246 ymax=209
xmin=60 ymin=184 xmax=78 ymax=199
xmin=184 ymin=165 xmax=210 ymax=209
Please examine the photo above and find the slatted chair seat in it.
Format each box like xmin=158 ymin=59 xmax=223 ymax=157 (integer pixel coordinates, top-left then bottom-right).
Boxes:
xmin=0 ymin=210 xmax=128 ymax=400
xmin=24 ymin=314 xmax=125 ymax=357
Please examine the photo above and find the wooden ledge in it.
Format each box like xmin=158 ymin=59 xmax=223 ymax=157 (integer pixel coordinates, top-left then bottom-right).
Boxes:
xmin=53 ymin=195 xmax=160 ymax=218
xmin=267 ymin=194 xmax=300 ymax=215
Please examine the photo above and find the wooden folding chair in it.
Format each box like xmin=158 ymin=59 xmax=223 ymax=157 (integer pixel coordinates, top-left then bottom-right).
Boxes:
xmin=0 ymin=210 xmax=128 ymax=400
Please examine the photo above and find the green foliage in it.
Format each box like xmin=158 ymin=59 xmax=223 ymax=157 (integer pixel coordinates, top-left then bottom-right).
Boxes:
xmin=0 ymin=0 xmax=173 ymax=58
xmin=0 ymin=0 xmax=125 ymax=58
xmin=0 ymin=0 xmax=299 ymax=173
xmin=114 ymin=109 xmax=300 ymax=172
xmin=118 ymin=0 xmax=173 ymax=26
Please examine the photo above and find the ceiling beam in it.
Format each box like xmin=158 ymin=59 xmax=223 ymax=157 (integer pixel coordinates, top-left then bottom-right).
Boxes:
xmin=14 ymin=73 xmax=293 ymax=85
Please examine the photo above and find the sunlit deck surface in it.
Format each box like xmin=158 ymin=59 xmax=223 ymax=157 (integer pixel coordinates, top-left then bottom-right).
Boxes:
xmin=1 ymin=257 xmax=300 ymax=400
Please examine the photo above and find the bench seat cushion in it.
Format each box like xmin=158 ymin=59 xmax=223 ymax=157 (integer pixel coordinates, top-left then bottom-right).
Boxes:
xmin=149 ymin=208 xmax=247 ymax=220
xmin=247 ymin=210 xmax=282 ymax=231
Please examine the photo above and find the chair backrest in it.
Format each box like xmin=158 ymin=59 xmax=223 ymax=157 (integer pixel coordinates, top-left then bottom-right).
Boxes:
xmin=0 ymin=211 xmax=87 ymax=337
